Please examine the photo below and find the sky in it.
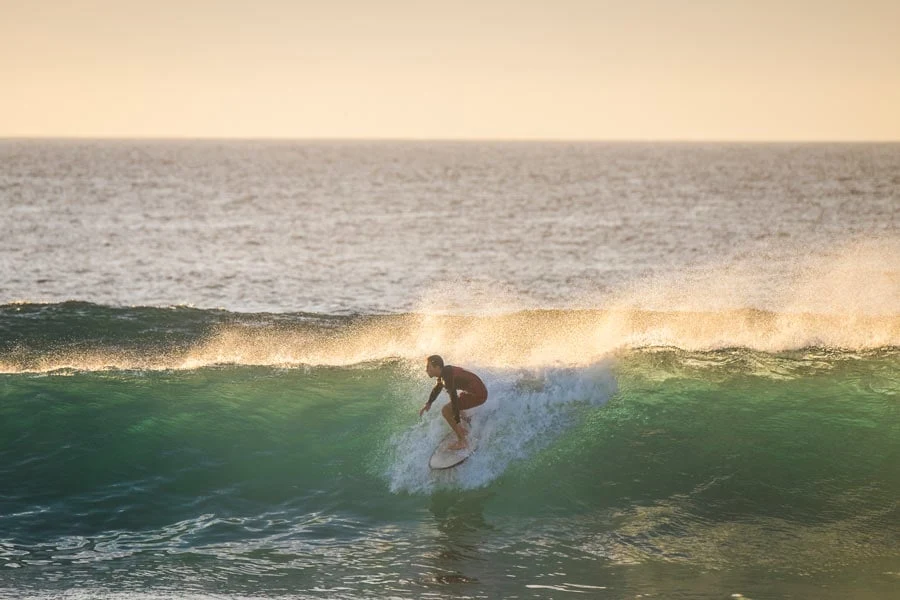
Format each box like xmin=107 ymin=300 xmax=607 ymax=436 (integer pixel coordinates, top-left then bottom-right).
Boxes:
xmin=2 ymin=0 xmax=899 ymax=140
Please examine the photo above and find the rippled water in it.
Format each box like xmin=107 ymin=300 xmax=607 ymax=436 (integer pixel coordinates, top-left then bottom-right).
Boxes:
xmin=1 ymin=141 xmax=897 ymax=312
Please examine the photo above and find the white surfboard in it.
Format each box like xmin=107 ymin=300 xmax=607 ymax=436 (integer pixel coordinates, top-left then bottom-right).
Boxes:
xmin=429 ymin=431 xmax=477 ymax=470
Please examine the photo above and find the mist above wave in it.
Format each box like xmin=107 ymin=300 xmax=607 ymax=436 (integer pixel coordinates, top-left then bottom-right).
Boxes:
xmin=1 ymin=239 xmax=896 ymax=373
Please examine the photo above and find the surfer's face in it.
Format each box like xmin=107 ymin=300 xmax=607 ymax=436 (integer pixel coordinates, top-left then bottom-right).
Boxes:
xmin=426 ymin=362 xmax=440 ymax=377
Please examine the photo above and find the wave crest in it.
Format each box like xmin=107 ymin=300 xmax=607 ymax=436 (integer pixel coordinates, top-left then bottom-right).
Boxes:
xmin=1 ymin=308 xmax=895 ymax=374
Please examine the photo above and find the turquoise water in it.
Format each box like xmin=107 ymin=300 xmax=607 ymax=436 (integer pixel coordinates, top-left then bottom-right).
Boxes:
xmin=1 ymin=304 xmax=898 ymax=599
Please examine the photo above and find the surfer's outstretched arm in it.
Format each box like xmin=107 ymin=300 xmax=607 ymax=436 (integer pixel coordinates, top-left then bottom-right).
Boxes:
xmin=419 ymin=378 xmax=444 ymax=417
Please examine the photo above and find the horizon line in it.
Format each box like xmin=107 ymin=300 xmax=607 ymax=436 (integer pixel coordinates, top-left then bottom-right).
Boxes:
xmin=2 ymin=136 xmax=899 ymax=144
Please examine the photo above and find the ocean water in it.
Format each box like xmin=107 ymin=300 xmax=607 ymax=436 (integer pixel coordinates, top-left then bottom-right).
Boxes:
xmin=0 ymin=141 xmax=898 ymax=599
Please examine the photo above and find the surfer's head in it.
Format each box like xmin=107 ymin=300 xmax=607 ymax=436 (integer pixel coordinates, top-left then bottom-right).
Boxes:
xmin=426 ymin=355 xmax=444 ymax=377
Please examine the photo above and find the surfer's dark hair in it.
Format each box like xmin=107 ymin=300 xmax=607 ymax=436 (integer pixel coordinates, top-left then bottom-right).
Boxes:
xmin=427 ymin=355 xmax=444 ymax=369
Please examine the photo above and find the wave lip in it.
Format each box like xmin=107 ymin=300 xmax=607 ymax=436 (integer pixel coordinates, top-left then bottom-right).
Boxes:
xmin=1 ymin=305 xmax=898 ymax=374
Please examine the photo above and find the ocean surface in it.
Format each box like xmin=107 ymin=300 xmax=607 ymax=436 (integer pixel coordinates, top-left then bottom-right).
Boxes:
xmin=0 ymin=141 xmax=898 ymax=599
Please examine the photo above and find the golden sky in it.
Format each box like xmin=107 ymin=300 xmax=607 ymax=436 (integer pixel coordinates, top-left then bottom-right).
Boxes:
xmin=2 ymin=0 xmax=899 ymax=140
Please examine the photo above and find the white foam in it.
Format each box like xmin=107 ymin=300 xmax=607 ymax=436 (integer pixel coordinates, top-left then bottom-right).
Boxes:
xmin=386 ymin=362 xmax=617 ymax=494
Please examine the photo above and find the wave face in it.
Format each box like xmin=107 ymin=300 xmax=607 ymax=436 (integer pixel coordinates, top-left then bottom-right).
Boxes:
xmin=1 ymin=303 xmax=899 ymax=599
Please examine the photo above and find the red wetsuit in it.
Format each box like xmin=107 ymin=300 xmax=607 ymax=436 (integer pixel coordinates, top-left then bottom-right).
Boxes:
xmin=426 ymin=365 xmax=488 ymax=424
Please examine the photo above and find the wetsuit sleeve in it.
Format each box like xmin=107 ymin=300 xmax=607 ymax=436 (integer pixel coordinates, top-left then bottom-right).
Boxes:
xmin=442 ymin=366 xmax=461 ymax=424
xmin=426 ymin=378 xmax=444 ymax=407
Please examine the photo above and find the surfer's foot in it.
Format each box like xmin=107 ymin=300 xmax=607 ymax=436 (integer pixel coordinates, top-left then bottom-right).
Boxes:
xmin=449 ymin=439 xmax=468 ymax=451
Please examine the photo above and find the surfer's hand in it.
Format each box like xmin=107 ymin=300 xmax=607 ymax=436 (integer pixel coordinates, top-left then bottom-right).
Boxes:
xmin=419 ymin=403 xmax=430 ymax=417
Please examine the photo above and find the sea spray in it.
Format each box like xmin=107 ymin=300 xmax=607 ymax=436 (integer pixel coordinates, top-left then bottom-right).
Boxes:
xmin=2 ymin=306 xmax=897 ymax=374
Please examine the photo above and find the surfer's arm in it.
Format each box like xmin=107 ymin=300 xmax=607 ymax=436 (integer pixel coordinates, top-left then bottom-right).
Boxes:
xmin=420 ymin=379 xmax=443 ymax=417
xmin=426 ymin=379 xmax=444 ymax=408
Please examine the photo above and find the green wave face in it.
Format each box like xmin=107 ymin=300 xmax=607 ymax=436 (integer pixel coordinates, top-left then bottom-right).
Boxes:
xmin=2 ymin=347 xmax=898 ymax=599
xmin=1 ymin=303 xmax=898 ymax=598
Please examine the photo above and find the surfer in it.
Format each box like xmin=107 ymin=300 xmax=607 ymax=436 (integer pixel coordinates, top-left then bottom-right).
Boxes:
xmin=419 ymin=355 xmax=488 ymax=450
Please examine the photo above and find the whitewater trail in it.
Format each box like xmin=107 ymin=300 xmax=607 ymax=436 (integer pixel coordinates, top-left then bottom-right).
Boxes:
xmin=386 ymin=363 xmax=618 ymax=493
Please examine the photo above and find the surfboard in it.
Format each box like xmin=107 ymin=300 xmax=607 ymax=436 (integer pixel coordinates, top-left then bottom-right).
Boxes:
xmin=429 ymin=431 xmax=477 ymax=470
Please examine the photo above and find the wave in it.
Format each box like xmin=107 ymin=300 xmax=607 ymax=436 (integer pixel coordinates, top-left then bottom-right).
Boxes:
xmin=0 ymin=347 xmax=895 ymax=507
xmin=0 ymin=344 xmax=896 ymax=594
xmin=0 ymin=304 xmax=897 ymax=374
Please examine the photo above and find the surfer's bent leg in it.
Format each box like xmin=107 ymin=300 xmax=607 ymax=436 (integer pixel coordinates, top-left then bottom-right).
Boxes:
xmin=441 ymin=402 xmax=469 ymax=448
xmin=444 ymin=390 xmax=487 ymax=449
